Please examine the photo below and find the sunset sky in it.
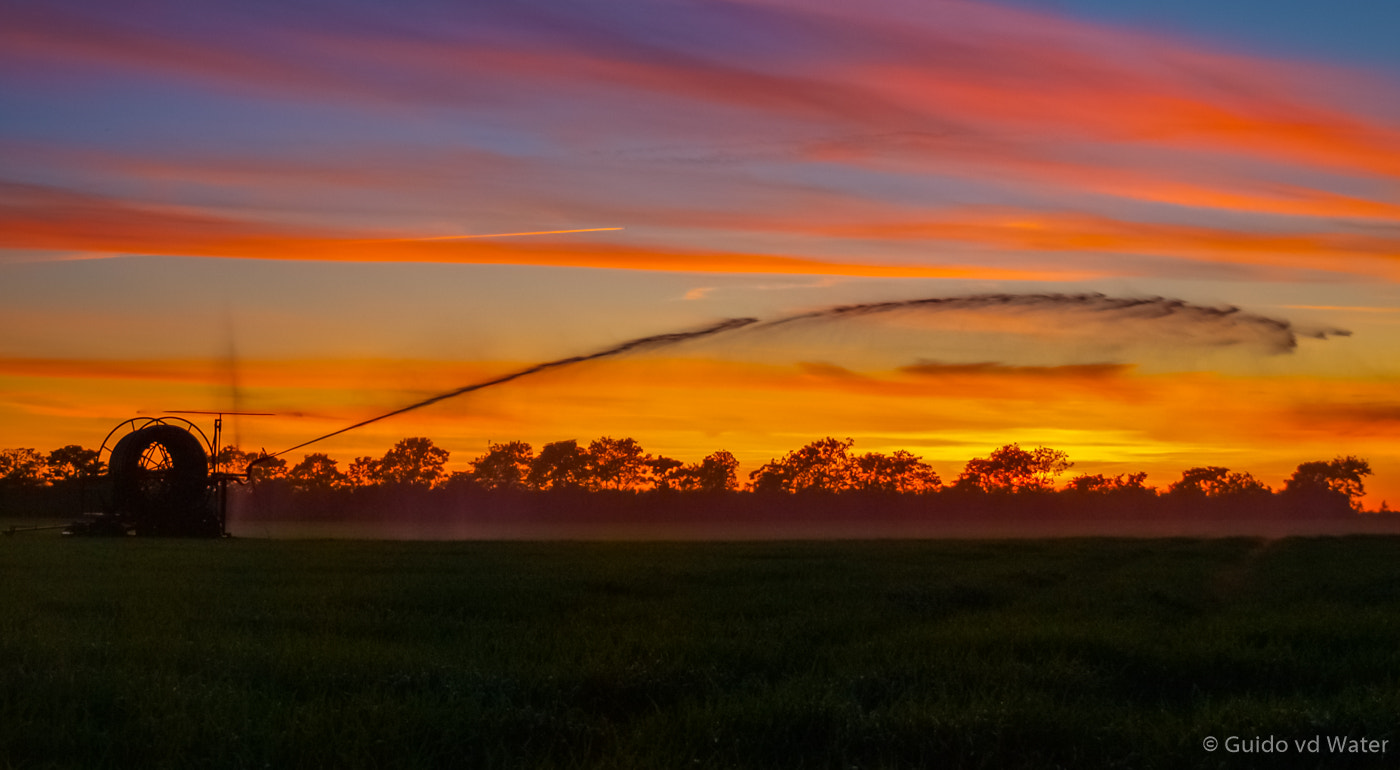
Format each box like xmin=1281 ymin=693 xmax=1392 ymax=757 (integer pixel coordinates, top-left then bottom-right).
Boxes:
xmin=3 ymin=0 xmax=1398 ymax=506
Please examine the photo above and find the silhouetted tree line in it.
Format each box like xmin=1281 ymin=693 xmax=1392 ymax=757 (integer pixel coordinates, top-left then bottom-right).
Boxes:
xmin=2 ymin=436 xmax=1387 ymax=522
xmin=207 ymin=437 xmax=741 ymax=494
xmin=0 ymin=445 xmax=106 ymax=517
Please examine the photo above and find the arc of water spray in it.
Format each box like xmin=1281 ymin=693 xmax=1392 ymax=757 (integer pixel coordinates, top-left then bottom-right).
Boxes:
xmin=258 ymin=292 xmax=1347 ymax=462
xmin=263 ymin=316 xmax=758 ymax=460
xmin=747 ymin=292 xmax=1349 ymax=352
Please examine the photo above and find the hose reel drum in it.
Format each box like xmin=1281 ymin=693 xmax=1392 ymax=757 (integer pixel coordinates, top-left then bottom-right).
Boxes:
xmin=88 ymin=417 xmax=227 ymax=537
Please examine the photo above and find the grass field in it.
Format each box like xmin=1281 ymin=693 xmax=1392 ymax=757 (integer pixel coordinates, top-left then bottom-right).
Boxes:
xmin=3 ymin=536 xmax=1399 ymax=768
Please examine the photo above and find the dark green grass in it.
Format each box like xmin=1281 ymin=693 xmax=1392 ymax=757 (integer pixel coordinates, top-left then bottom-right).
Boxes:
xmin=3 ymin=537 xmax=1399 ymax=769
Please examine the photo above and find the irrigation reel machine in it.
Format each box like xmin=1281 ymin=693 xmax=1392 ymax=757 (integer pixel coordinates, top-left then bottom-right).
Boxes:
xmin=20 ymin=317 xmax=755 ymax=538
xmin=65 ymin=412 xmax=269 ymax=537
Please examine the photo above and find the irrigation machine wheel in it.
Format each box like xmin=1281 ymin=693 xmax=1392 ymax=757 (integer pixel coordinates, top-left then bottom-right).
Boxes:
xmin=102 ymin=418 xmax=219 ymax=536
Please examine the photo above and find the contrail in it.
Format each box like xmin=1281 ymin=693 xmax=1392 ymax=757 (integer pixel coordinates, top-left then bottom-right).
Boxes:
xmin=260 ymin=292 xmax=1345 ymax=460
xmin=265 ymin=316 xmax=756 ymax=458
xmin=369 ymin=227 xmax=623 ymax=242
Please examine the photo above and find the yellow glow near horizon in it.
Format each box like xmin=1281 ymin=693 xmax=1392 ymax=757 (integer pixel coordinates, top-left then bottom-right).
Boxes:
xmin=4 ymin=355 xmax=1397 ymax=505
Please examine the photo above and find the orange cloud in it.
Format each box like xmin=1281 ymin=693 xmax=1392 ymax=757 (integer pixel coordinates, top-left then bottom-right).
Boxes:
xmin=1293 ymin=403 xmax=1400 ymax=429
xmin=859 ymin=63 xmax=1400 ymax=179
xmin=0 ymin=182 xmax=1092 ymax=281
xmin=802 ymin=132 xmax=1400 ymax=222
xmin=1085 ymin=179 xmax=1400 ymax=222
xmin=755 ymin=0 xmax=1400 ymax=181
xmin=812 ymin=208 xmax=1400 ymax=279
xmin=0 ymin=358 xmax=220 ymax=386
xmin=12 ymin=180 xmax=1396 ymax=281
xmin=0 ymin=356 xmax=528 ymax=395
xmin=899 ymin=361 xmax=1133 ymax=380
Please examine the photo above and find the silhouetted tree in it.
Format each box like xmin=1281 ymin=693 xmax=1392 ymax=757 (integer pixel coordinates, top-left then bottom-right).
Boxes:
xmin=0 ymin=448 xmax=46 ymax=487
xmin=1118 ymin=471 xmax=1152 ymax=492
xmin=1168 ymin=466 xmax=1270 ymax=497
xmin=44 ymin=445 xmax=103 ymax=483
xmin=214 ymin=445 xmax=284 ymax=481
xmin=529 ymin=440 xmax=592 ymax=491
xmin=1066 ymin=474 xmax=1110 ymax=493
xmin=589 ymin=436 xmax=649 ymax=490
xmin=748 ymin=460 xmax=791 ymax=494
xmin=442 ymin=470 xmax=479 ymax=491
xmin=749 ymin=437 xmax=855 ymax=493
xmin=852 ymin=450 xmax=941 ymax=493
xmin=347 ymin=456 xmax=382 ymax=488
xmin=1226 ymin=472 xmax=1271 ymax=496
xmin=470 ymin=441 xmax=534 ymax=491
xmin=245 ymin=452 xmax=288 ymax=483
xmin=287 ymin=452 xmax=346 ymax=492
xmin=647 ymin=456 xmax=686 ymax=491
xmin=215 ymin=445 xmax=249 ymax=473
xmin=698 ymin=450 xmax=741 ymax=492
xmin=1066 ymin=472 xmax=1151 ymax=494
xmin=676 ymin=450 xmax=740 ymax=493
xmin=376 ymin=437 xmax=449 ymax=487
xmin=955 ymin=444 xmax=1072 ymax=493
xmin=1284 ymin=456 xmax=1372 ymax=510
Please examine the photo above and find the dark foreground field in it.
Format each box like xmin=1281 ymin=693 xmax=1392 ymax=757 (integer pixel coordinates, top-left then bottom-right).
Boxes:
xmin=3 ymin=537 xmax=1399 ymax=769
